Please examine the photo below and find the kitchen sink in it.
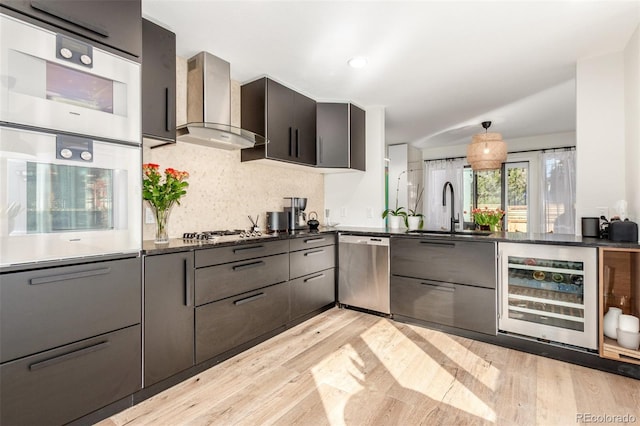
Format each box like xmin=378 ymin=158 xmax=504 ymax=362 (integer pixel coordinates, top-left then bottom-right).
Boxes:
xmin=405 ymin=229 xmax=493 ymax=237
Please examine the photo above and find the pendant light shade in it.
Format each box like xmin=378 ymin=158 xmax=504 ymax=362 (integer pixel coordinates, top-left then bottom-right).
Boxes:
xmin=466 ymin=121 xmax=507 ymax=171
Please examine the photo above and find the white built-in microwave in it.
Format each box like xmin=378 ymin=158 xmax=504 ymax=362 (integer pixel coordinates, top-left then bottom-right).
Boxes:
xmin=0 ymin=13 xmax=141 ymax=144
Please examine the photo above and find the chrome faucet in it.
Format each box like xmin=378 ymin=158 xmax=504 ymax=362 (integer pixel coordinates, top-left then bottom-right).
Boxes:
xmin=442 ymin=181 xmax=459 ymax=233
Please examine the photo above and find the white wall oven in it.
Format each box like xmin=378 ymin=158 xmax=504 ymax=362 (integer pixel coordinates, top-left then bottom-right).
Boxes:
xmin=498 ymin=242 xmax=598 ymax=350
xmin=0 ymin=125 xmax=141 ymax=267
xmin=0 ymin=13 xmax=141 ymax=143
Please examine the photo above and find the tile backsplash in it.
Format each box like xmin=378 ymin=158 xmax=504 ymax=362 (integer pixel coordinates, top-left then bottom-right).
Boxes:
xmin=142 ymin=56 xmax=324 ymax=239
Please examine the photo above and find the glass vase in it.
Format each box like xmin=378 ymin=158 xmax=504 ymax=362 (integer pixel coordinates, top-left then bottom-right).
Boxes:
xmin=149 ymin=202 xmax=173 ymax=244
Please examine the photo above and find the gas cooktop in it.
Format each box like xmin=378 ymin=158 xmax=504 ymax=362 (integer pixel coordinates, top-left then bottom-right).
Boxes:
xmin=182 ymin=230 xmax=264 ymax=242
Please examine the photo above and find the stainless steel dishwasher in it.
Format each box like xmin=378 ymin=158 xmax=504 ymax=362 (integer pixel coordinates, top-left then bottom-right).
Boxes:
xmin=338 ymin=234 xmax=390 ymax=314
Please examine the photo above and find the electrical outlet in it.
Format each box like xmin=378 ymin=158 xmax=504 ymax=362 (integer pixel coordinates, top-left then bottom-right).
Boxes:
xmin=145 ymin=207 xmax=155 ymax=224
xmin=596 ymin=207 xmax=608 ymax=219
xmin=340 ymin=207 xmax=347 ymax=217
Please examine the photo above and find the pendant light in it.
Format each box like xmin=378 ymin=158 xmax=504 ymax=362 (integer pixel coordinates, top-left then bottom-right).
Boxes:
xmin=466 ymin=121 xmax=507 ymax=171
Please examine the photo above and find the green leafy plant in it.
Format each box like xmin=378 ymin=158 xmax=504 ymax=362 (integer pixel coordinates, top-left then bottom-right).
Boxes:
xmin=382 ymin=206 xmax=407 ymax=219
xmin=142 ymin=163 xmax=190 ymax=210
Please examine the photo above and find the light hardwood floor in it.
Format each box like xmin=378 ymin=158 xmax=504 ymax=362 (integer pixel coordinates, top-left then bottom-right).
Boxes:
xmin=99 ymin=308 xmax=639 ymax=426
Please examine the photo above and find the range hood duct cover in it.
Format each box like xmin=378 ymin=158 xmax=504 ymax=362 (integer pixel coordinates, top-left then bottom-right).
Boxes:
xmin=176 ymin=52 xmax=266 ymax=149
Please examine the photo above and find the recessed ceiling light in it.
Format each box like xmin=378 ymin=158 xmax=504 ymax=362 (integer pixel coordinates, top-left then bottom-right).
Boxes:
xmin=348 ymin=56 xmax=368 ymax=69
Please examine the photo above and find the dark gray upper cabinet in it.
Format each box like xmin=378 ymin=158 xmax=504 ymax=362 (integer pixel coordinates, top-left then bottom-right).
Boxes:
xmin=0 ymin=0 xmax=142 ymax=60
xmin=142 ymin=18 xmax=176 ymax=146
xmin=316 ymin=103 xmax=366 ymax=171
xmin=143 ymin=251 xmax=194 ymax=387
xmin=241 ymin=77 xmax=317 ymax=166
xmin=349 ymin=104 xmax=366 ymax=171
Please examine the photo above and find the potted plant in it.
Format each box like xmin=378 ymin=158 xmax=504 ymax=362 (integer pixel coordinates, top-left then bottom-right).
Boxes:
xmin=470 ymin=207 xmax=505 ymax=231
xmin=406 ymin=184 xmax=424 ymax=230
xmin=382 ymin=206 xmax=407 ymax=229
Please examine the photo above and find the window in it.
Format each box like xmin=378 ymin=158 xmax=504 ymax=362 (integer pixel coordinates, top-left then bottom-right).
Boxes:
xmin=463 ymin=162 xmax=529 ymax=232
xmin=539 ymin=149 xmax=576 ymax=234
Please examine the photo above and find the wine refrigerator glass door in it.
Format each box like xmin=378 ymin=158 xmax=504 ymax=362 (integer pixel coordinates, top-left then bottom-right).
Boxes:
xmin=498 ymin=242 xmax=598 ymax=350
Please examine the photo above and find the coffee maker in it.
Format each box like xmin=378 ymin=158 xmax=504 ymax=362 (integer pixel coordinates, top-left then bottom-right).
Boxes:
xmin=284 ymin=197 xmax=307 ymax=231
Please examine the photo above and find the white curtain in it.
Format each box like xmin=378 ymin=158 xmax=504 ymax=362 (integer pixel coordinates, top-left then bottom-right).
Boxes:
xmin=423 ymin=159 xmax=465 ymax=231
xmin=539 ymin=149 xmax=576 ymax=234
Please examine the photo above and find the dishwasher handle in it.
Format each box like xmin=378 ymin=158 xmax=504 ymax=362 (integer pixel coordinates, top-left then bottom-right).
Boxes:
xmin=339 ymin=235 xmax=389 ymax=246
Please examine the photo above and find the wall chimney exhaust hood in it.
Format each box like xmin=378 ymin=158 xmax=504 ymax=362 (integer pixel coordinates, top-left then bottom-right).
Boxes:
xmin=176 ymin=52 xmax=266 ymax=149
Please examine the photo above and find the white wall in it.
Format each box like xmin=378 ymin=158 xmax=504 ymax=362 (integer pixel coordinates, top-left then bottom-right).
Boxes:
xmin=324 ymin=106 xmax=386 ymax=227
xmin=625 ymin=25 xmax=640 ymax=222
xmin=421 ymin=131 xmax=575 ymax=161
xmin=387 ymin=144 xmax=408 ymax=212
xmin=575 ymin=52 xmax=626 ymax=224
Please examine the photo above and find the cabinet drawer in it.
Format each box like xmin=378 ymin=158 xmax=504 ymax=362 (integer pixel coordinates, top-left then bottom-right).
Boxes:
xmin=291 ymin=268 xmax=336 ymax=319
xmin=195 ymin=281 xmax=290 ymax=363
xmin=290 ymin=234 xmax=335 ymax=252
xmin=290 ymin=244 xmax=336 ymax=280
xmin=391 ymin=275 xmax=497 ymax=335
xmin=0 ymin=257 xmax=141 ymax=363
xmin=195 ymin=239 xmax=289 ymax=268
xmin=195 ymin=253 xmax=288 ymax=306
xmin=0 ymin=324 xmax=141 ymax=426
xmin=391 ymin=238 xmax=496 ymax=288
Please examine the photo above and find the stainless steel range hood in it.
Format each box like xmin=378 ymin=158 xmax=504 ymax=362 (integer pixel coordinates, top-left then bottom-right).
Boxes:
xmin=176 ymin=52 xmax=266 ymax=149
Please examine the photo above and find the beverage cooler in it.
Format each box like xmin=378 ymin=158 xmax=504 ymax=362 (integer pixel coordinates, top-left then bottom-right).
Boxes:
xmin=498 ymin=242 xmax=598 ymax=350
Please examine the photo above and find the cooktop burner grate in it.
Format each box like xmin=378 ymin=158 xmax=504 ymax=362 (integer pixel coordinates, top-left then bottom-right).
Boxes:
xmin=182 ymin=230 xmax=244 ymax=240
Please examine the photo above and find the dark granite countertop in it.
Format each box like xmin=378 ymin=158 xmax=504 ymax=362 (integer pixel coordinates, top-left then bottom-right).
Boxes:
xmin=143 ymin=226 xmax=640 ymax=256
xmin=337 ymin=226 xmax=640 ymax=248
xmin=142 ymin=227 xmax=340 ymax=255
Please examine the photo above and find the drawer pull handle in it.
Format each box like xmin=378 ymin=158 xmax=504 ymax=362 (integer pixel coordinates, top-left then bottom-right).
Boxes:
xmin=233 ymin=292 xmax=266 ymax=306
xmin=304 ymin=250 xmax=325 ymax=257
xmin=419 ymin=241 xmax=456 ymax=247
xmin=304 ymin=273 xmax=325 ymax=283
xmin=30 ymin=267 xmax=111 ymax=285
xmin=29 ymin=341 xmax=110 ymax=371
xmin=233 ymin=245 xmax=264 ymax=253
xmin=304 ymin=237 xmax=326 ymax=244
xmin=185 ymin=256 xmax=194 ymax=307
xmin=421 ymin=281 xmax=455 ymax=292
xmin=233 ymin=260 xmax=265 ymax=271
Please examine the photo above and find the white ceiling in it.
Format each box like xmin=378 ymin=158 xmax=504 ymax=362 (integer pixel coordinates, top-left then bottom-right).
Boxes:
xmin=142 ymin=0 xmax=640 ymax=149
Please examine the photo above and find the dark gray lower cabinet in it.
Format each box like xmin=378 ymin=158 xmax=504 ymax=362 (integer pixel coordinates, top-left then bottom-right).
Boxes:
xmin=390 ymin=237 xmax=497 ymax=335
xmin=290 ymin=268 xmax=335 ymax=319
xmin=390 ymin=238 xmax=496 ymax=288
xmin=290 ymin=244 xmax=336 ymax=280
xmin=195 ymin=281 xmax=291 ymax=363
xmin=1 ymin=325 xmax=141 ymax=426
xmin=391 ymin=276 xmax=496 ymax=335
xmin=195 ymin=253 xmax=289 ymax=305
xmin=1 ymin=257 xmax=141 ymax=363
xmin=0 ymin=256 xmax=142 ymax=425
xmin=144 ymin=251 xmax=194 ymax=387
